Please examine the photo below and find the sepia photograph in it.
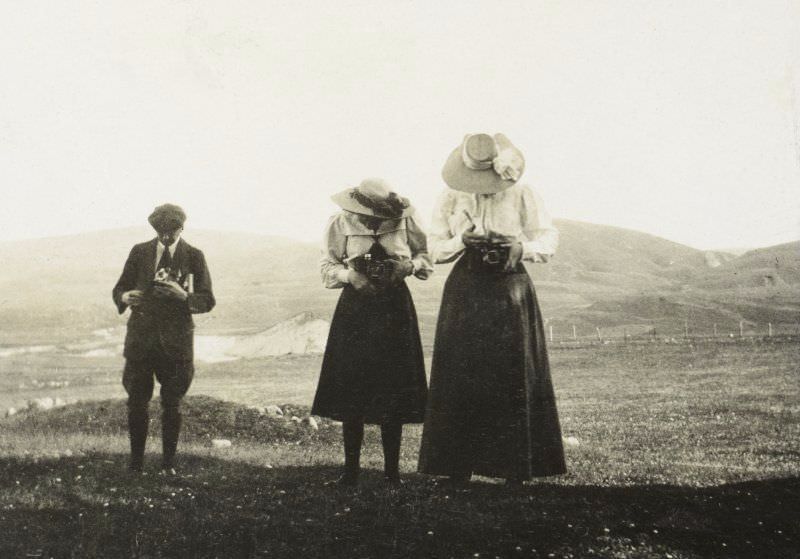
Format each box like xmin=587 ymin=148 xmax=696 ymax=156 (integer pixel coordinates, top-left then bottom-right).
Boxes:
xmin=0 ymin=1 xmax=798 ymax=558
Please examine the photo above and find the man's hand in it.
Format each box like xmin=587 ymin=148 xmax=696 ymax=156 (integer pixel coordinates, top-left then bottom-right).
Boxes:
xmin=347 ymin=269 xmax=376 ymax=295
xmin=121 ymin=290 xmax=145 ymax=307
xmin=503 ymin=242 xmax=524 ymax=272
xmin=153 ymin=280 xmax=188 ymax=301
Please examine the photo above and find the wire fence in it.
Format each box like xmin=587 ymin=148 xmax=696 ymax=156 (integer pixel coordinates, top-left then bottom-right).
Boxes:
xmin=545 ymin=321 xmax=800 ymax=349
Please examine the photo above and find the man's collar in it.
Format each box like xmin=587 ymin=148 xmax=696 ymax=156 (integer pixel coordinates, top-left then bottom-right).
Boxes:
xmin=157 ymin=239 xmax=180 ymax=252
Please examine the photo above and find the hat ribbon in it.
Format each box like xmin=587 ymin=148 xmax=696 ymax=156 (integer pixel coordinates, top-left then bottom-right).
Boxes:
xmin=350 ymin=189 xmax=409 ymax=219
xmin=461 ymin=134 xmax=522 ymax=181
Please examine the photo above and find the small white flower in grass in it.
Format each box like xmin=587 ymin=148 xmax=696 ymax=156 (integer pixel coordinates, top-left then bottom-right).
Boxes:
xmin=343 ymin=507 xmax=350 ymax=513
xmin=653 ymin=529 xmax=659 ymax=534
xmin=629 ymin=523 xmax=635 ymax=528
xmin=103 ymin=503 xmax=109 ymax=507
xmin=427 ymin=531 xmax=434 ymax=536
xmin=603 ymin=528 xmax=610 ymax=533
xmin=515 ymin=546 xmax=521 ymax=551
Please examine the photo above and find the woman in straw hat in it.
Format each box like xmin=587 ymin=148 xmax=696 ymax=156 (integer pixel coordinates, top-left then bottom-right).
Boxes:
xmin=418 ymin=133 xmax=566 ymax=485
xmin=312 ymin=178 xmax=433 ymax=486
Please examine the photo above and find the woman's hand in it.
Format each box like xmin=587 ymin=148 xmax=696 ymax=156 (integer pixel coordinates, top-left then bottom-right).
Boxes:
xmin=462 ymin=229 xmax=489 ymax=247
xmin=347 ymin=269 xmax=376 ymax=294
xmin=387 ymin=258 xmax=414 ymax=285
xmin=503 ymin=242 xmax=524 ymax=272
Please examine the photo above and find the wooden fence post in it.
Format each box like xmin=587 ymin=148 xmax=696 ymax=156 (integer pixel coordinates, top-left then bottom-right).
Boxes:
xmin=739 ymin=320 xmax=744 ymax=337
xmin=596 ymin=327 xmax=602 ymax=343
xmin=572 ymin=324 xmax=577 ymax=341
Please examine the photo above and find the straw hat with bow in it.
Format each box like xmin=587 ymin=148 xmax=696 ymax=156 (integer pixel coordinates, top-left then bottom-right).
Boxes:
xmin=441 ymin=133 xmax=526 ymax=195
xmin=331 ymin=178 xmax=415 ymax=219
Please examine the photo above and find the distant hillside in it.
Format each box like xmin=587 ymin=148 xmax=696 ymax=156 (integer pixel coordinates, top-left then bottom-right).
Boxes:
xmin=0 ymin=222 xmax=797 ymax=345
xmin=0 ymin=227 xmax=336 ymax=344
xmin=690 ymin=241 xmax=800 ymax=290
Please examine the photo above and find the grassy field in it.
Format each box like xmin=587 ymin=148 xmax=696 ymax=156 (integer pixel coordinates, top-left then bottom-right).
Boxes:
xmin=0 ymin=339 xmax=798 ymax=558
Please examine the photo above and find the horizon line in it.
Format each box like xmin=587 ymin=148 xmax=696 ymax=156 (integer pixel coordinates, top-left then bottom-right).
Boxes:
xmin=0 ymin=220 xmax=796 ymax=255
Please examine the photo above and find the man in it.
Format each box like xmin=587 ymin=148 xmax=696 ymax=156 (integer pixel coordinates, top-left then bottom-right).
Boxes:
xmin=112 ymin=204 xmax=215 ymax=473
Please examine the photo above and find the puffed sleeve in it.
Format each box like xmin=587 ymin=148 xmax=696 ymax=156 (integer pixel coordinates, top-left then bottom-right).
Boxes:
xmin=405 ymin=213 xmax=433 ymax=280
xmin=519 ymin=186 xmax=559 ymax=263
xmin=320 ymin=213 xmax=351 ymax=288
xmin=429 ymin=190 xmax=466 ymax=264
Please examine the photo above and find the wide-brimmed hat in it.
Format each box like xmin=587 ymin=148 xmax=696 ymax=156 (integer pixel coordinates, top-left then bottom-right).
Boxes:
xmin=441 ymin=133 xmax=525 ymax=194
xmin=331 ymin=178 xmax=414 ymax=219
xmin=148 ymin=203 xmax=186 ymax=232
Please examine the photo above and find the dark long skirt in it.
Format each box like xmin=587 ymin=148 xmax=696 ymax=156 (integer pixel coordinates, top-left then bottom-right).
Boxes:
xmin=311 ymin=281 xmax=428 ymax=424
xmin=418 ymin=257 xmax=567 ymax=479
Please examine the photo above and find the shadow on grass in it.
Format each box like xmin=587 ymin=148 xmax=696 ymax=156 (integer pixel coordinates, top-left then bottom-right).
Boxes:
xmin=0 ymin=452 xmax=797 ymax=559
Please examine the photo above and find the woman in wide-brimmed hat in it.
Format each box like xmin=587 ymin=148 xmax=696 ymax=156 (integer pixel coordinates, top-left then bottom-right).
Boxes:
xmin=312 ymin=177 xmax=432 ymax=486
xmin=417 ymin=133 xmax=567 ymax=485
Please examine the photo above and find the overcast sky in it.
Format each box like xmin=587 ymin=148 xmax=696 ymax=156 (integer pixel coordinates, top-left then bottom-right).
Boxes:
xmin=1 ymin=1 xmax=798 ymax=250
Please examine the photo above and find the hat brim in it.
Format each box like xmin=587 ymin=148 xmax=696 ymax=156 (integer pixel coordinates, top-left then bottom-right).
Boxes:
xmin=331 ymin=188 xmax=415 ymax=218
xmin=441 ymin=143 xmax=524 ymax=195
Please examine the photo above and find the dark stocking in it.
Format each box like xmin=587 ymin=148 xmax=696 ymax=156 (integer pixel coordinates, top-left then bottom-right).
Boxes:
xmin=128 ymin=404 xmax=149 ymax=471
xmin=381 ymin=422 xmax=402 ymax=482
xmin=161 ymin=404 xmax=182 ymax=469
xmin=341 ymin=419 xmax=364 ymax=483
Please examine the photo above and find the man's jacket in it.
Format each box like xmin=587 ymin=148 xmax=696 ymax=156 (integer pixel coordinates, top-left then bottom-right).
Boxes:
xmin=112 ymin=238 xmax=215 ymax=361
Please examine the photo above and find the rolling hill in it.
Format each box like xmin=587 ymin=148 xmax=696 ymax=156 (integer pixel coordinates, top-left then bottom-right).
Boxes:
xmin=0 ymin=222 xmax=797 ymax=346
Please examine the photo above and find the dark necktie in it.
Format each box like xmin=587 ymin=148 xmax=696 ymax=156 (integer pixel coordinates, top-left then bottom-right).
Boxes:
xmin=158 ymin=246 xmax=173 ymax=272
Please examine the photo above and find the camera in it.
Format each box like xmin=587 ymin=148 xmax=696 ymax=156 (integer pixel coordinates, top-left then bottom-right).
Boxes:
xmin=363 ymin=254 xmax=395 ymax=282
xmin=467 ymin=241 xmax=511 ymax=271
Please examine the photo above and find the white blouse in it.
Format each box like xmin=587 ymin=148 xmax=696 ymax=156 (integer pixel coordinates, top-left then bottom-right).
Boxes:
xmin=320 ymin=210 xmax=434 ymax=289
xmin=429 ymin=183 xmax=559 ymax=264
